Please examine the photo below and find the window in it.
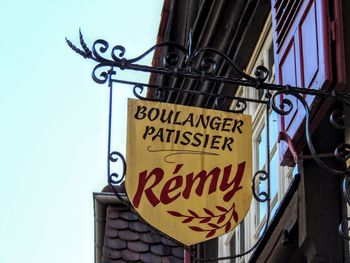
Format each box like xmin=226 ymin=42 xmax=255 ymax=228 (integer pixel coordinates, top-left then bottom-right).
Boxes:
xmin=254 ymin=110 xmax=280 ymax=236
xmin=272 ymin=0 xmax=345 ymax=164
xmin=226 ymin=220 xmax=245 ymax=263
xmin=223 ymin=17 xmax=297 ymax=262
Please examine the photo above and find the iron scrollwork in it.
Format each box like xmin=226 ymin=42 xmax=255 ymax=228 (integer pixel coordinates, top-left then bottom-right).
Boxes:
xmin=270 ymin=86 xmax=350 ymax=241
xmin=252 ymin=170 xmax=269 ymax=203
xmin=66 ymin=30 xmax=350 ymax=261
xmin=108 ymin=151 xmax=126 ymax=185
xmin=107 ymin=150 xmax=131 ymax=208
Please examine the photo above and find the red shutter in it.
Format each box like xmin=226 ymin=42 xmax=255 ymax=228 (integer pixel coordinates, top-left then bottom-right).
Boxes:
xmin=272 ymin=0 xmax=345 ymax=165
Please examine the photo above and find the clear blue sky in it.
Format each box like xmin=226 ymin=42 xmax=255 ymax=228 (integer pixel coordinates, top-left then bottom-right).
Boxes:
xmin=0 ymin=1 xmax=162 ymax=262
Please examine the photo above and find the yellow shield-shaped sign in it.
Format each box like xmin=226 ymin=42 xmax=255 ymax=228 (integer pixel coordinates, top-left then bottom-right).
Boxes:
xmin=126 ymin=99 xmax=252 ymax=246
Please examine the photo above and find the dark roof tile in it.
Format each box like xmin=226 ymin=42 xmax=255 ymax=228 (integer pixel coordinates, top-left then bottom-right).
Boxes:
xmin=121 ymin=249 xmax=140 ymax=262
xmin=107 ymin=207 xmax=125 ymax=219
xmin=99 ymin=205 xmax=184 ymax=262
xmin=127 ymin=241 xmax=149 ymax=253
xmin=109 ymin=219 xmax=128 ymax=230
xmin=119 ymin=210 xmax=139 ymax=221
xmin=150 ymin=244 xmax=172 ymax=256
xmin=104 ymin=238 xmax=127 ymax=250
xmin=129 ymin=221 xmax=150 ymax=233
xmin=140 ymin=252 xmax=162 ymax=263
xmin=118 ymin=229 xmax=139 ymax=241
xmin=139 ymin=232 xmax=161 ymax=244
xmin=161 ymin=236 xmax=179 ymax=247
xmin=150 ymin=230 xmax=163 ymax=243
xmin=103 ymin=247 xmax=122 ymax=259
xmin=105 ymin=228 xmax=118 ymax=238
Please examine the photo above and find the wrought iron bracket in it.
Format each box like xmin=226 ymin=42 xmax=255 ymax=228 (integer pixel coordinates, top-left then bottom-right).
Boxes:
xmin=66 ymin=30 xmax=350 ymax=261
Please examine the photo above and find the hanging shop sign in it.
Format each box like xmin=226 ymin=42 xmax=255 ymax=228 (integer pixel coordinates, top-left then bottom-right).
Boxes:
xmin=126 ymin=98 xmax=252 ymax=245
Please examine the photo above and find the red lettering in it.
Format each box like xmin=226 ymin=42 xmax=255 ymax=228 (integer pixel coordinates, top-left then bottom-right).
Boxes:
xmin=132 ymin=168 xmax=164 ymax=208
xmin=160 ymin=176 xmax=183 ymax=204
xmin=131 ymin=162 xmax=246 ymax=207
xmin=220 ymin=162 xmax=245 ymax=201
xmin=182 ymin=167 xmax=220 ymax=199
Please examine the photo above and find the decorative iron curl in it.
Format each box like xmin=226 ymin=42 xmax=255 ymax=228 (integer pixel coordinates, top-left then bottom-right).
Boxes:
xmin=252 ymin=170 xmax=269 ymax=202
xmin=330 ymin=109 xmax=347 ymax=129
xmin=133 ymin=84 xmax=147 ymax=100
xmin=276 ymin=90 xmax=350 ymax=175
xmin=108 ymin=151 xmax=126 ymax=185
xmin=164 ymin=52 xmax=181 ymax=68
xmin=92 ymin=64 xmax=115 ymax=84
xmin=329 ymin=94 xmax=350 ymax=167
xmin=107 ymin=151 xmax=133 ymax=209
xmin=92 ymin=39 xmax=112 ymax=62
xmin=214 ymin=95 xmax=247 ymax=113
xmin=199 ymin=57 xmax=217 ymax=75
xmin=133 ymin=85 xmax=166 ymax=101
xmin=254 ymin=65 xmax=269 ymax=82
xmin=91 ymin=38 xmax=141 ymax=64
xmin=68 ymin=30 xmax=189 ymax=66
xmin=231 ymin=99 xmax=248 ymax=114
xmin=271 ymin=89 xmax=294 ymax=116
xmin=334 ymin=143 xmax=350 ymax=163
xmin=111 ymin=45 xmax=126 ymax=61
xmin=339 ymin=217 xmax=350 ymax=241
xmin=188 ymin=56 xmax=218 ymax=76
xmin=67 ymin=31 xmax=277 ymax=92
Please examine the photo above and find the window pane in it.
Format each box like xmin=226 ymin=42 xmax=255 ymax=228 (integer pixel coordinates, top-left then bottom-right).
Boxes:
xmin=258 ymin=179 xmax=267 ymax=223
xmin=269 ymin=110 xmax=278 ymax=146
xmin=271 ymin=202 xmax=278 ymax=219
xmin=259 ymin=201 xmax=267 ymax=224
xmin=291 ymin=165 xmax=298 ymax=177
xmin=258 ymin=127 xmax=267 ymax=169
xmin=270 ymin=153 xmax=279 ymax=198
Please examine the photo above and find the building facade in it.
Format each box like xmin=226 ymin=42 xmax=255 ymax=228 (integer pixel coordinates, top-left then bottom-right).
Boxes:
xmin=150 ymin=0 xmax=350 ymax=262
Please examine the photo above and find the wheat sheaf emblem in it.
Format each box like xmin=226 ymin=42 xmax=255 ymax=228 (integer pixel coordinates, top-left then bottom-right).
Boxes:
xmin=167 ymin=202 xmax=238 ymax=238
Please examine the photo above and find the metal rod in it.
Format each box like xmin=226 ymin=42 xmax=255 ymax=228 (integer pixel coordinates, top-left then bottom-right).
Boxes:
xmin=265 ymin=92 xmax=271 ymax=224
xmin=107 ymin=66 xmax=113 ymax=184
